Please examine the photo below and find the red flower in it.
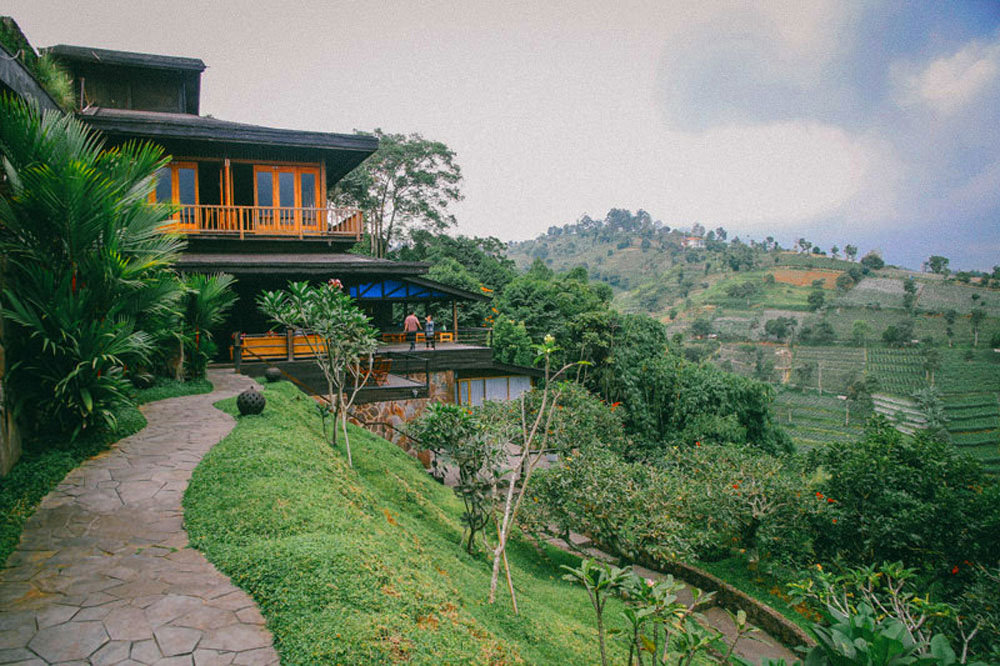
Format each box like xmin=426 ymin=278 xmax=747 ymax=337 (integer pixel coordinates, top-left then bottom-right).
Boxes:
xmin=695 ymin=441 xmax=701 ymax=447
xmin=827 ymin=498 xmax=835 ymax=503
xmin=951 ymin=566 xmax=960 ymax=575
xmin=831 ymin=518 xmax=837 ymax=524
xmin=816 ymin=492 xmax=824 ymax=500
xmin=732 ymin=483 xmax=740 ymax=490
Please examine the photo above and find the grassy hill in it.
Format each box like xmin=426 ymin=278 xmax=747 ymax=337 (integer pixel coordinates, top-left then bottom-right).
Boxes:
xmin=510 ymin=218 xmax=1000 ymax=467
xmin=184 ymin=381 xmax=631 ymax=665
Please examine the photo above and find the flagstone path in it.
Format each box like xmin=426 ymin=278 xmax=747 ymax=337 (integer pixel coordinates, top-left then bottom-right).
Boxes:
xmin=0 ymin=370 xmax=279 ymax=666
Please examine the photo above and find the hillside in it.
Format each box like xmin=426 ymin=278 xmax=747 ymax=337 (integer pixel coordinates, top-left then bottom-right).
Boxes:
xmin=184 ymin=381 xmax=632 ymax=664
xmin=509 ymin=211 xmax=1000 ymax=467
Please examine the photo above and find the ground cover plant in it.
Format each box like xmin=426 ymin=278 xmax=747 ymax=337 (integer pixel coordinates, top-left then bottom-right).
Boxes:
xmin=0 ymin=377 xmax=212 ymax=565
xmin=184 ymin=381 xmax=635 ymax=664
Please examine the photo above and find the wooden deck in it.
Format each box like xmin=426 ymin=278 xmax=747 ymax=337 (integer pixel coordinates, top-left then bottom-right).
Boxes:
xmin=163 ymin=204 xmax=362 ymax=240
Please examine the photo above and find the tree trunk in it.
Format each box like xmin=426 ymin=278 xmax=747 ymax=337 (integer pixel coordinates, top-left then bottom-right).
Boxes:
xmin=176 ymin=333 xmax=185 ymax=381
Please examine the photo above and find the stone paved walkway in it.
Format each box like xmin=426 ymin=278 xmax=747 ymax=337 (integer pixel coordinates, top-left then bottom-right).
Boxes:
xmin=0 ymin=370 xmax=279 ymax=666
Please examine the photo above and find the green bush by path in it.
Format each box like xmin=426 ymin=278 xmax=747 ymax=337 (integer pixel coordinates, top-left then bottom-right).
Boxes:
xmin=135 ymin=377 xmax=213 ymax=405
xmin=184 ymin=382 xmax=627 ymax=665
xmin=0 ymin=377 xmax=214 ymax=566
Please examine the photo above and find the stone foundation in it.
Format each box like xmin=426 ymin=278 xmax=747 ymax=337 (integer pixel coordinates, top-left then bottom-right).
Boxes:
xmin=349 ymin=370 xmax=456 ymax=466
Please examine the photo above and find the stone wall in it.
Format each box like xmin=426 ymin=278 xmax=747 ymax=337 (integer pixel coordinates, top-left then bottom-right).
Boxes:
xmin=349 ymin=370 xmax=456 ymax=467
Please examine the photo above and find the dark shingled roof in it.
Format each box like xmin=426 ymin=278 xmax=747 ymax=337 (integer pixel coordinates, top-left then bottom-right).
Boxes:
xmin=79 ymin=107 xmax=378 ymax=153
xmin=175 ymin=252 xmax=427 ymax=276
xmin=44 ymin=44 xmax=206 ymax=72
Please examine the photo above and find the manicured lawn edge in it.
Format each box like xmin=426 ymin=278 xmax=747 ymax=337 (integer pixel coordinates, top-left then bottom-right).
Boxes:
xmin=0 ymin=376 xmax=214 ymax=566
xmin=136 ymin=377 xmax=213 ymax=404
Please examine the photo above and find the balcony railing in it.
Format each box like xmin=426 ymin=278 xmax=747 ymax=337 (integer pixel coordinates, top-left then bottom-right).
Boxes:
xmin=161 ymin=204 xmax=363 ymax=240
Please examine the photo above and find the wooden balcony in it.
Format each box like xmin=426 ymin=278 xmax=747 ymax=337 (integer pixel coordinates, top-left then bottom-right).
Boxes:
xmin=162 ymin=204 xmax=363 ymax=240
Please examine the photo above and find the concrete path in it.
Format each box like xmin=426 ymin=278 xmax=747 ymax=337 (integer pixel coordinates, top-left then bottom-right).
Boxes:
xmin=0 ymin=370 xmax=279 ymax=666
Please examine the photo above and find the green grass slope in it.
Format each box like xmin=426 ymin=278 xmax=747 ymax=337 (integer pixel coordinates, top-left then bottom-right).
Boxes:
xmin=184 ymin=381 xmax=624 ymax=665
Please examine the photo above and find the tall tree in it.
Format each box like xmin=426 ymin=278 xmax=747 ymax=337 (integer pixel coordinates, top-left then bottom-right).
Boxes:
xmin=332 ymin=129 xmax=463 ymax=258
xmin=844 ymin=244 xmax=858 ymax=262
xmin=926 ymin=255 xmax=950 ymax=275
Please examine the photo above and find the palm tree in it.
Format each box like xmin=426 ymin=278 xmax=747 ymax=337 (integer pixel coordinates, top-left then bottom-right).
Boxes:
xmin=0 ymin=95 xmax=183 ymax=436
xmin=176 ymin=273 xmax=238 ymax=379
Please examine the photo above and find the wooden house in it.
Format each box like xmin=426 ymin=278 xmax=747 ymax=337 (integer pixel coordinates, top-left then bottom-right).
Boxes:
xmin=42 ymin=43 xmax=539 ymax=450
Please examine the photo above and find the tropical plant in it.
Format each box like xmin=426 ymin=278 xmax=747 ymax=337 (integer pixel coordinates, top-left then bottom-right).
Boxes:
xmin=0 ymin=95 xmax=182 ymax=437
xmin=258 ymin=279 xmax=378 ymax=466
xmin=561 ymin=558 xmax=631 ymax=666
xmin=176 ymin=273 xmax=237 ymax=379
xmin=808 ymin=416 xmax=1000 ymax=573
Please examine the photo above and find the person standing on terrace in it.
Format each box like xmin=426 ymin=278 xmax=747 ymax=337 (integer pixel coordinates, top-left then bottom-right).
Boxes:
xmin=403 ymin=311 xmax=422 ymax=351
xmin=424 ymin=314 xmax=436 ymax=349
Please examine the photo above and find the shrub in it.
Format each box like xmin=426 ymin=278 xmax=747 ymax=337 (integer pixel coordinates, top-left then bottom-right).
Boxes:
xmin=525 ymin=444 xmax=820 ymax=567
xmin=808 ymin=416 xmax=1000 ymax=574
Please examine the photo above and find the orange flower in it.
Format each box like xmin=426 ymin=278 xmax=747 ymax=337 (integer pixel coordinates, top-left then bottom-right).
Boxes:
xmin=695 ymin=440 xmax=701 ymax=447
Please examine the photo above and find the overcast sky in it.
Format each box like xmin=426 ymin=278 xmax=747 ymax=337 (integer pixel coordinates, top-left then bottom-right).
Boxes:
xmin=9 ymin=0 xmax=1000 ymax=270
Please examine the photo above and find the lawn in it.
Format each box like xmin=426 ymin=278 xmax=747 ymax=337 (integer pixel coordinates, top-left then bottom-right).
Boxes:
xmin=184 ymin=381 xmax=627 ymax=665
xmin=0 ymin=376 xmax=214 ymax=565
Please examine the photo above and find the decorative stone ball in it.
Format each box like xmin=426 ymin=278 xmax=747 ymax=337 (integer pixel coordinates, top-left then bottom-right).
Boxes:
xmin=263 ymin=367 xmax=282 ymax=383
xmin=237 ymin=388 xmax=266 ymax=415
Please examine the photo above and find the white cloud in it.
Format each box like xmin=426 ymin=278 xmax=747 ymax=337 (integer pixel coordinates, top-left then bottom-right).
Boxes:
xmin=894 ymin=35 xmax=1000 ymax=115
xmin=649 ymin=121 xmax=898 ymax=230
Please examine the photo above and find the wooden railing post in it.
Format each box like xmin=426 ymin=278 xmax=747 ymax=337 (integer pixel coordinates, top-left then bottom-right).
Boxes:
xmin=286 ymin=329 xmax=295 ymax=361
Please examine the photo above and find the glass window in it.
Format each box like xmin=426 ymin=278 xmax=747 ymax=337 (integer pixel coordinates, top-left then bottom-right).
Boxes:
xmin=485 ymin=377 xmax=509 ymax=402
xmin=509 ymin=376 xmax=532 ymax=400
xmin=300 ymin=172 xmax=316 ymax=208
xmin=256 ymin=171 xmax=273 ymax=206
xmin=278 ymin=171 xmax=295 ymax=208
xmin=176 ymin=168 xmax=197 ymax=205
xmin=154 ymin=167 xmax=172 ymax=203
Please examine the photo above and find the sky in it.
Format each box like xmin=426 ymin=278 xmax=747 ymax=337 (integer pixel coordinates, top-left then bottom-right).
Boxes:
xmin=8 ymin=0 xmax=1000 ymax=270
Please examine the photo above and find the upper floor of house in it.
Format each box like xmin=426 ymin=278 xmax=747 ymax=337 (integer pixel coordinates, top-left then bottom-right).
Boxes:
xmin=46 ymin=44 xmax=377 ymax=249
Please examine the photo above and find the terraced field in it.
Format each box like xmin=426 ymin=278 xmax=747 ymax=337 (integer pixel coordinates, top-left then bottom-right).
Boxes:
xmin=836 ymin=277 xmax=908 ymax=309
xmin=917 ymin=281 xmax=1000 ymax=316
xmin=943 ymin=393 xmax=1000 ymax=469
xmin=867 ymin=348 xmax=927 ymax=394
xmin=773 ymin=390 xmax=864 ymax=450
xmin=790 ymin=346 xmax=865 ymax=395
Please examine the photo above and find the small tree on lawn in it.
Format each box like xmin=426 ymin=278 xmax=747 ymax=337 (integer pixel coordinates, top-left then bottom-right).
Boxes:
xmin=485 ymin=334 xmax=578 ymax=609
xmin=408 ymin=403 xmax=504 ymax=554
xmin=258 ymin=280 xmax=377 ymax=467
xmin=970 ymin=308 xmax=986 ymax=347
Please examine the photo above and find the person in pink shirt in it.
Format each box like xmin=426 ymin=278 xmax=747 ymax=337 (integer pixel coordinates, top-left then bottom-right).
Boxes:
xmin=403 ymin=311 xmax=421 ymax=351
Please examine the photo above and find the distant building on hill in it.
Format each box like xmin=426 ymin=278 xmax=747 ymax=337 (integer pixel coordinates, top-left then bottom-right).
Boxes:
xmin=682 ymin=236 xmax=705 ymax=249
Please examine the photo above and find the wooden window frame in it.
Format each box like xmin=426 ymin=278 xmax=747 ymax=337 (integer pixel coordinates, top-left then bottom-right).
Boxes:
xmin=150 ymin=161 xmax=200 ymax=205
xmin=252 ymin=164 xmax=322 ymax=209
